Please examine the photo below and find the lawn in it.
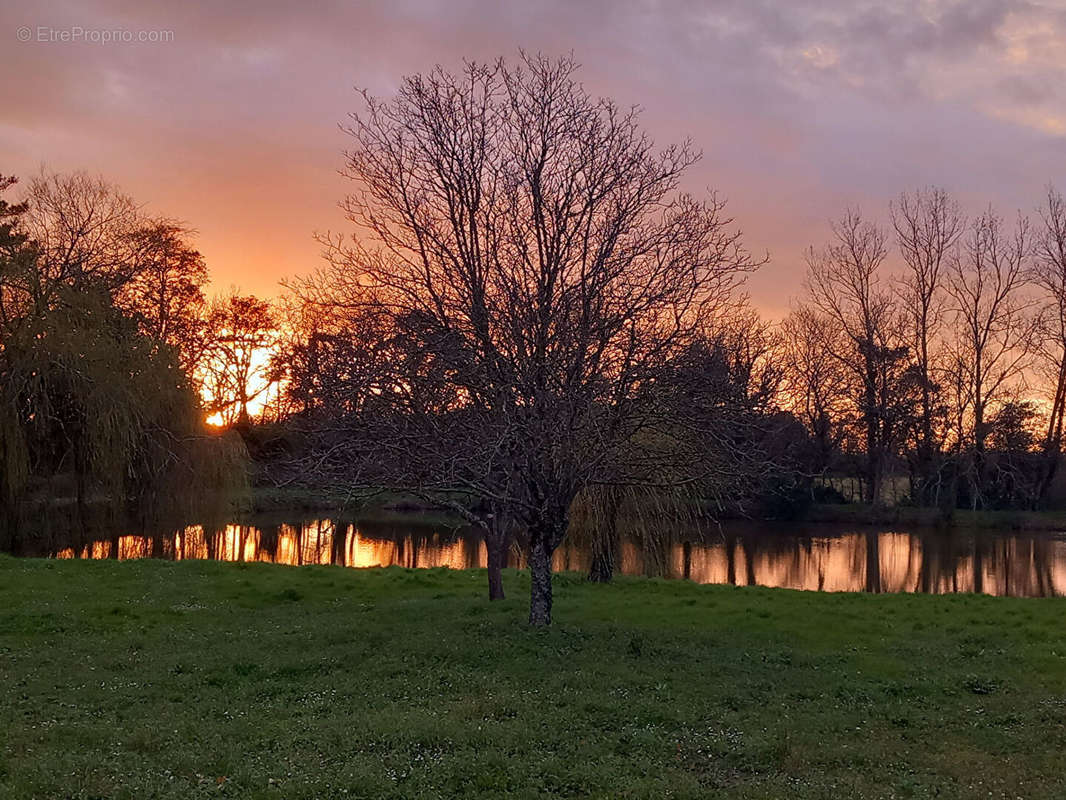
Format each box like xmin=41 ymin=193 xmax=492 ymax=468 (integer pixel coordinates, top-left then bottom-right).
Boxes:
xmin=1 ymin=556 xmax=1064 ymax=799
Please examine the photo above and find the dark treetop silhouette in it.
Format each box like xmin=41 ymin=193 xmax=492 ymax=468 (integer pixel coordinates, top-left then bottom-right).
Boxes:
xmin=292 ymin=54 xmax=760 ymax=624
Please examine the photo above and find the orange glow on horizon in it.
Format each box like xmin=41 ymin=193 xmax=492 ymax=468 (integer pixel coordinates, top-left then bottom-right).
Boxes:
xmin=201 ymin=341 xmax=284 ymax=427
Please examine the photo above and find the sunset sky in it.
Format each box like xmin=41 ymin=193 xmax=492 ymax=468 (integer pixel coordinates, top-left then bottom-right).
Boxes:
xmin=3 ymin=0 xmax=1064 ymax=316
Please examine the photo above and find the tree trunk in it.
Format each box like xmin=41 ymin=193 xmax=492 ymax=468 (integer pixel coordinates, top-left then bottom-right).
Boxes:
xmin=864 ymin=365 xmax=881 ymax=506
xmin=917 ymin=331 xmax=937 ymax=506
xmin=528 ymin=539 xmax=553 ymax=626
xmin=867 ymin=448 xmax=883 ymax=507
xmin=0 ymin=506 xmax=13 ymax=553
xmin=486 ymin=525 xmax=508 ymax=601
xmin=237 ymin=401 xmax=251 ymax=429
xmin=973 ymin=385 xmax=987 ymax=509
xmin=587 ymin=491 xmax=620 ymax=583
xmin=588 ymin=546 xmax=614 ymax=583
xmin=1038 ymin=359 xmax=1066 ymax=504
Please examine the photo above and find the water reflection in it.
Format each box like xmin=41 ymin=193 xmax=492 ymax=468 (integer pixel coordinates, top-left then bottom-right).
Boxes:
xmin=10 ymin=516 xmax=1066 ymax=597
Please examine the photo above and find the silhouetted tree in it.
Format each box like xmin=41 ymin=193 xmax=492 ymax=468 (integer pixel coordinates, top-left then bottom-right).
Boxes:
xmin=309 ymin=54 xmax=759 ymax=623
xmin=984 ymin=400 xmax=1041 ymax=508
xmin=892 ymin=188 xmax=962 ymax=504
xmin=1032 ymin=186 xmax=1066 ymax=502
xmin=202 ymin=292 xmax=277 ymax=427
xmin=22 ymin=171 xmax=141 ymax=296
xmin=804 ymin=210 xmax=910 ymax=505
xmin=273 ymin=291 xmax=394 ymax=418
xmin=945 ymin=207 xmax=1034 ymax=507
xmin=0 ymin=174 xmax=36 ymax=522
xmin=120 ymin=220 xmax=209 ymax=374
xmin=0 ymin=173 xmax=246 ymax=539
xmin=781 ymin=304 xmax=849 ymax=481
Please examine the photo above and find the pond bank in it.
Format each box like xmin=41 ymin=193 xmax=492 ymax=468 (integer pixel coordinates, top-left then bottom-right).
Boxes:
xmin=247 ymin=488 xmax=1066 ymax=532
xmin=2 ymin=557 xmax=1064 ymax=798
xmin=247 ymin=486 xmax=463 ymax=523
xmin=806 ymin=502 xmax=1066 ymax=531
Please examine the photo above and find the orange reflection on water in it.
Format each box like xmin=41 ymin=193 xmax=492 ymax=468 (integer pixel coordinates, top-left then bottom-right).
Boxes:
xmin=662 ymin=530 xmax=1066 ymax=596
xmin=32 ymin=521 xmax=1066 ymax=598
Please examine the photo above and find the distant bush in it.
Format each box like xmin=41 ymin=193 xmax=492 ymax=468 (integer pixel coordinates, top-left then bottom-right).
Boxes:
xmin=811 ymin=484 xmax=848 ymax=505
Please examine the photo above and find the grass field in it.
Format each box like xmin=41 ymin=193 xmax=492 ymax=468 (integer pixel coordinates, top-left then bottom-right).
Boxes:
xmin=1 ymin=556 xmax=1065 ymax=799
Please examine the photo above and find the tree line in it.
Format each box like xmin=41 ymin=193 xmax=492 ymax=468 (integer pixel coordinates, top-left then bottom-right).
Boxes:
xmin=264 ymin=56 xmax=1066 ymax=623
xmin=0 ymin=171 xmax=255 ymax=538
xmin=790 ymin=188 xmax=1066 ymax=513
xmin=5 ymin=54 xmax=1065 ymax=626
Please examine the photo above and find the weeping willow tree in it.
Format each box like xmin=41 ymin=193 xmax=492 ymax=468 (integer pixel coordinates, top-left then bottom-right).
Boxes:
xmin=565 ymin=415 xmax=722 ymax=584
xmin=569 ymin=315 xmax=794 ymax=583
xmin=0 ymin=174 xmax=34 ymax=528
xmin=566 ymin=420 xmax=751 ymax=584
xmin=0 ymin=173 xmax=247 ymax=543
xmin=569 ymin=483 xmax=704 ymax=582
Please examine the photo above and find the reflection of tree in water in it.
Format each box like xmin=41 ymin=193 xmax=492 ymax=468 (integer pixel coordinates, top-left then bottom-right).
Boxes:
xmin=985 ymin=534 xmax=1061 ymax=597
xmin=664 ymin=523 xmax=1066 ymax=597
xmin=204 ymin=525 xmax=222 ymax=561
xmin=865 ymin=531 xmax=881 ymax=593
xmin=259 ymin=523 xmax=281 ymax=561
xmin=330 ymin=519 xmax=348 ymax=566
xmin=7 ymin=508 xmax=1066 ymax=597
xmin=917 ymin=531 xmax=962 ymax=593
xmin=302 ymin=519 xmax=328 ymax=565
xmin=349 ymin=520 xmax=481 ymax=570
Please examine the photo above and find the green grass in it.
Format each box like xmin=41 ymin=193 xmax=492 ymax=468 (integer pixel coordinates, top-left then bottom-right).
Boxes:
xmin=2 ymin=557 xmax=1065 ymax=799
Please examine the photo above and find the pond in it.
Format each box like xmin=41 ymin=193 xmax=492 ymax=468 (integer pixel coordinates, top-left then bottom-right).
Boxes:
xmin=5 ymin=510 xmax=1066 ymax=597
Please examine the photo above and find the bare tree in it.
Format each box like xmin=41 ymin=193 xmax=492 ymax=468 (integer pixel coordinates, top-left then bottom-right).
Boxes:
xmin=804 ymin=210 xmax=909 ymax=505
xmin=781 ymin=304 xmax=849 ymax=480
xmin=22 ymin=171 xmax=142 ymax=297
xmin=0 ymin=173 xmax=246 ymax=534
xmin=945 ymin=207 xmax=1034 ymax=507
xmin=119 ymin=220 xmax=209 ymax=374
xmin=891 ymin=188 xmax=963 ymax=504
xmin=201 ymin=292 xmax=277 ymax=427
xmin=11 ymin=173 xmax=215 ymax=386
xmin=273 ymin=289 xmax=399 ymax=419
xmin=1032 ymin=186 xmax=1066 ymax=500
xmin=703 ymin=303 xmax=785 ymax=413
xmin=312 ymin=54 xmax=759 ymax=624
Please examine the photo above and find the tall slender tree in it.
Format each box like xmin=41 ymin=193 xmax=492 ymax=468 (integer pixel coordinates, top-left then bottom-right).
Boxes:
xmin=805 ymin=210 xmax=909 ymax=505
xmin=1032 ymin=187 xmax=1066 ymax=500
xmin=945 ymin=207 xmax=1034 ymax=507
xmin=781 ymin=304 xmax=849 ymax=481
xmin=891 ymin=188 xmax=962 ymax=504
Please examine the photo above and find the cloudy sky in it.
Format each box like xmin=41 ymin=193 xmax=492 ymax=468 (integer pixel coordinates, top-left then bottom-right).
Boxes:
xmin=2 ymin=0 xmax=1064 ymax=314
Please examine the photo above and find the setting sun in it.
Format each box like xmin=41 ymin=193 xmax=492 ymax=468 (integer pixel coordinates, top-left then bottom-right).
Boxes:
xmin=201 ymin=341 xmax=282 ymax=427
